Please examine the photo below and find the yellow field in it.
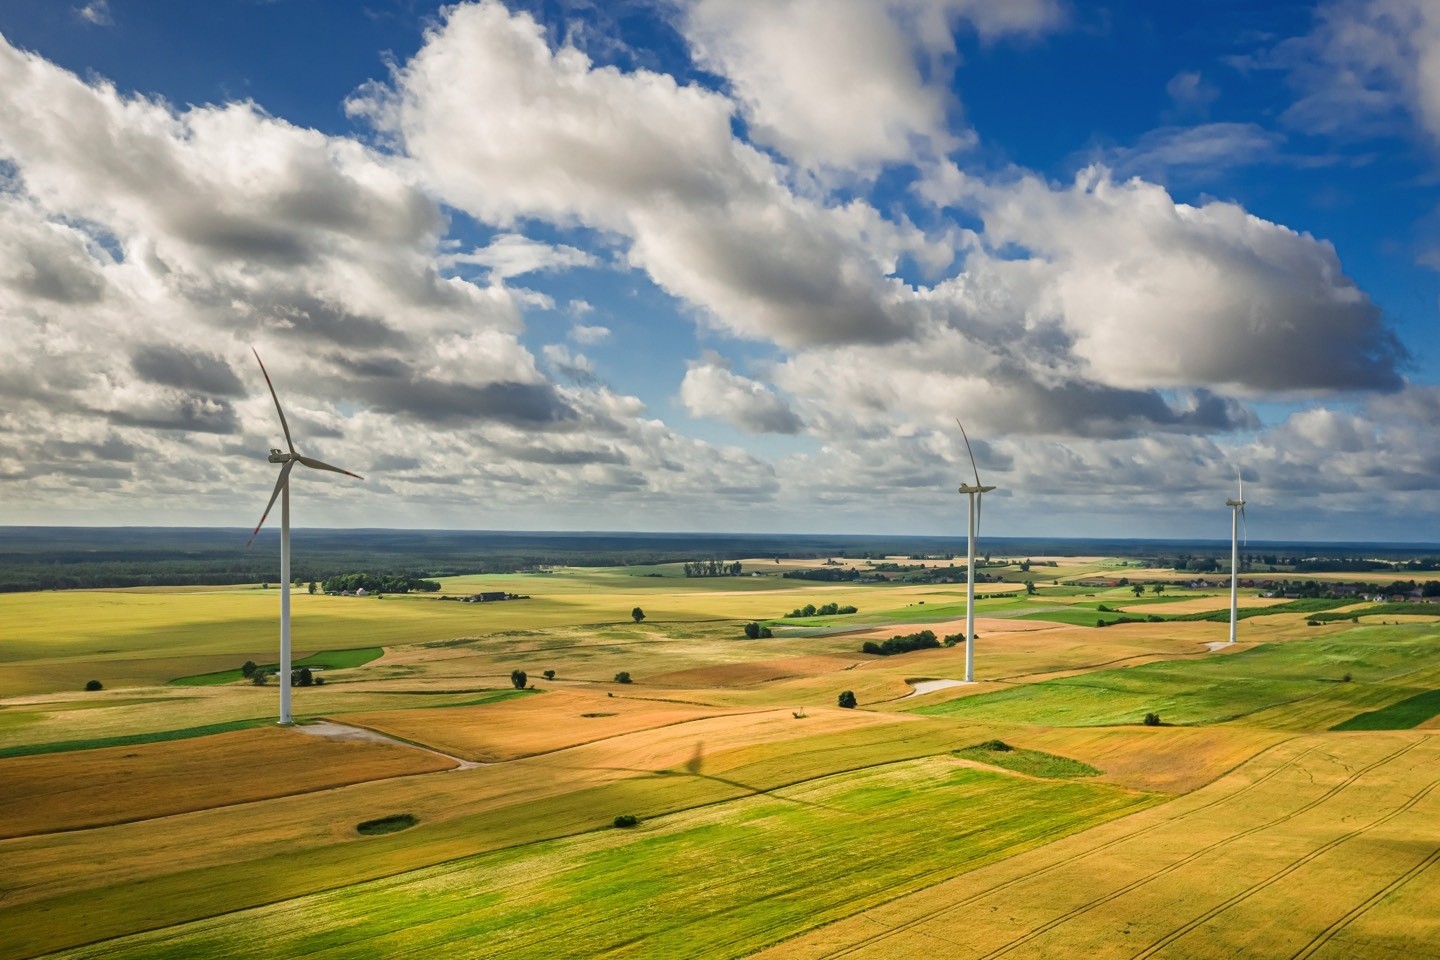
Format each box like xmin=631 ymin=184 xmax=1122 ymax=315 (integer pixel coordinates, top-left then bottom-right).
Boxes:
xmin=755 ymin=733 xmax=1440 ymax=960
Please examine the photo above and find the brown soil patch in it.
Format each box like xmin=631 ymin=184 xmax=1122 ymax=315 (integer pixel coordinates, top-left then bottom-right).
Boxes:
xmin=0 ymin=726 xmax=455 ymax=838
xmin=647 ymin=654 xmax=860 ymax=688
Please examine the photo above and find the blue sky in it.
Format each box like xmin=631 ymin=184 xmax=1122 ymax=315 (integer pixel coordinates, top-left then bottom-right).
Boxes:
xmin=0 ymin=0 xmax=1437 ymax=540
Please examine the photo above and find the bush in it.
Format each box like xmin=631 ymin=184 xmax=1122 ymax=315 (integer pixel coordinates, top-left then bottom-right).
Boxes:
xmin=838 ymin=605 xmax=858 ymax=614
xmin=744 ymin=621 xmax=761 ymax=639
xmin=84 ymin=679 xmax=103 ymax=692
xmin=613 ymin=814 xmax=640 ymax=828
xmin=614 ymin=671 xmax=633 ymax=684
xmin=298 ymin=667 xmax=314 ymax=687
xmin=759 ymin=625 xmax=773 ymax=638
xmin=314 ymin=676 xmax=326 ymax=686
xmin=838 ymin=690 xmax=857 ymax=709
xmin=1341 ymin=672 xmax=1353 ymax=683
xmin=943 ymin=632 xmax=966 ymax=646
xmin=251 ymin=672 xmax=268 ymax=686
xmin=973 ymin=739 xmax=1012 ymax=752
xmin=241 ymin=660 xmax=258 ymax=679
xmin=543 ymin=669 xmax=556 ymax=680
xmin=1143 ymin=712 xmax=1162 ymax=726
xmin=511 ymin=669 xmax=528 ymax=690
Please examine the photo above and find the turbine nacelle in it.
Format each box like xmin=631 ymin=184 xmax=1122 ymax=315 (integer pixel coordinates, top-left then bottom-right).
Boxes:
xmin=1225 ymin=498 xmax=1246 ymax=507
xmin=959 ymin=484 xmax=997 ymax=495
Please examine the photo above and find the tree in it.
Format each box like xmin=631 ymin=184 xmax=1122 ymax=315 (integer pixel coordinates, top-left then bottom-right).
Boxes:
xmin=759 ymin=625 xmax=773 ymax=638
xmin=1143 ymin=712 xmax=1161 ymax=726
xmin=241 ymin=660 xmax=258 ymax=679
xmin=1132 ymin=584 xmax=1145 ymax=597
xmin=308 ymin=581 xmax=316 ymax=595
xmin=614 ymin=671 xmax=633 ymax=684
xmin=744 ymin=621 xmax=761 ymax=639
xmin=298 ymin=667 xmax=314 ymax=687
xmin=511 ymin=669 xmax=528 ymax=690
xmin=631 ymin=606 xmax=645 ymax=623
xmin=543 ymin=669 xmax=556 ymax=680
xmin=84 ymin=679 xmax=103 ymax=692
xmin=252 ymin=672 xmax=268 ymax=686
xmin=1151 ymin=583 xmax=1166 ymax=595
xmin=837 ymin=690 xmax=857 ymax=709
xmin=1024 ymin=580 xmax=1037 ymax=596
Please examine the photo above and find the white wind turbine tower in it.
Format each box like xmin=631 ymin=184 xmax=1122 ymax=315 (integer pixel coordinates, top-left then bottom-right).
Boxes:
xmin=1226 ymin=471 xmax=1247 ymax=645
xmin=956 ymin=419 xmax=996 ymax=683
xmin=247 ymin=350 xmax=363 ymax=725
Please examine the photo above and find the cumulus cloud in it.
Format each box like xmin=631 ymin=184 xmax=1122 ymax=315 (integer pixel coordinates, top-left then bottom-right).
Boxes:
xmin=674 ymin=0 xmax=1062 ymax=171
xmin=680 ymin=355 xmax=804 ymax=434
xmin=348 ymin=0 xmax=934 ymax=348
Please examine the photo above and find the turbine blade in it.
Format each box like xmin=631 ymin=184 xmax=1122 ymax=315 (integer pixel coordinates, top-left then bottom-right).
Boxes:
xmin=976 ymin=491 xmax=983 ymax=537
xmin=246 ymin=461 xmax=294 ymax=549
xmin=297 ymin=455 xmax=364 ymax=480
xmin=955 ymin=417 xmax=982 ymax=488
xmin=1241 ymin=504 xmax=1248 ymax=548
xmin=1238 ymin=469 xmax=1243 ymax=502
xmin=252 ymin=349 xmax=295 ymax=454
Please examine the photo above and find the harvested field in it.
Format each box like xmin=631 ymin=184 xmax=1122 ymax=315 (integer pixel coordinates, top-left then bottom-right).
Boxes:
xmin=0 ymin=726 xmax=454 ymax=837
xmin=336 ymin=689 xmax=757 ymax=761
xmin=647 ymin=654 xmax=862 ymax=688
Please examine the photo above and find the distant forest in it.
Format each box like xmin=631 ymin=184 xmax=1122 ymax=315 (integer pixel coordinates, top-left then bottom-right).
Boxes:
xmin=0 ymin=527 xmax=1438 ymax=593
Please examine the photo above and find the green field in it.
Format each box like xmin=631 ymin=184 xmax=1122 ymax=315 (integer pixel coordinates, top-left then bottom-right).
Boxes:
xmin=914 ymin=624 xmax=1440 ymax=728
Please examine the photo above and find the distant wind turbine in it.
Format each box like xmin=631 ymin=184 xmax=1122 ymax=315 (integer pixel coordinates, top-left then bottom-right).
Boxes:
xmin=1226 ymin=471 xmax=1247 ymax=645
xmin=247 ymin=350 xmax=363 ymax=724
xmin=956 ymin=419 xmax=996 ymax=683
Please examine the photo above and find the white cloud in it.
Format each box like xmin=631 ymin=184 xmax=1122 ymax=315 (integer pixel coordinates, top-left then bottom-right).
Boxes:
xmin=570 ymin=323 xmax=610 ymax=345
xmin=349 ymin=0 xmax=939 ymax=348
xmin=446 ymin=233 xmax=597 ymax=280
xmin=75 ymin=1 xmax=111 ymax=26
xmin=1273 ymin=0 xmax=1440 ymax=147
xmin=1165 ymin=70 xmax=1219 ymax=115
xmin=681 ymin=355 xmax=805 ymax=434
xmin=1107 ymin=123 xmax=1284 ymax=180
xmin=674 ymin=0 xmax=1062 ymax=171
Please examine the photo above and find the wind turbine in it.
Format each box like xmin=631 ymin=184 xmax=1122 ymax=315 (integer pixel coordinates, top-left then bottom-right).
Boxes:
xmin=956 ymin=419 xmax=996 ymax=683
xmin=1226 ymin=471 xmax=1247 ymax=645
xmin=247 ymin=350 xmax=362 ymax=724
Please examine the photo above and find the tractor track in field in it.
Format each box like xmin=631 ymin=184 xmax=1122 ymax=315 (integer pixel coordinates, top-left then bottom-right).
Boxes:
xmin=1133 ymin=743 xmax=1440 ymax=958
xmin=805 ymin=736 xmax=1322 ymax=959
xmin=1290 ymin=840 xmax=1440 ymax=959
xmin=965 ymin=737 xmax=1427 ymax=960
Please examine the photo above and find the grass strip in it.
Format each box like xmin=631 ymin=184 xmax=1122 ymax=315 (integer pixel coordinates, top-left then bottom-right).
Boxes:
xmin=954 ymin=740 xmax=1102 ymax=778
xmin=0 ymin=718 xmax=275 ymax=759
xmin=1331 ymin=688 xmax=1440 ymax=731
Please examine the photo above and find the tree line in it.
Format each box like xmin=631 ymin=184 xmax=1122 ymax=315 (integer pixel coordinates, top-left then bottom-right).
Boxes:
xmin=683 ymin=560 xmax=742 ymax=577
xmin=321 ymin=572 xmax=441 ymax=594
